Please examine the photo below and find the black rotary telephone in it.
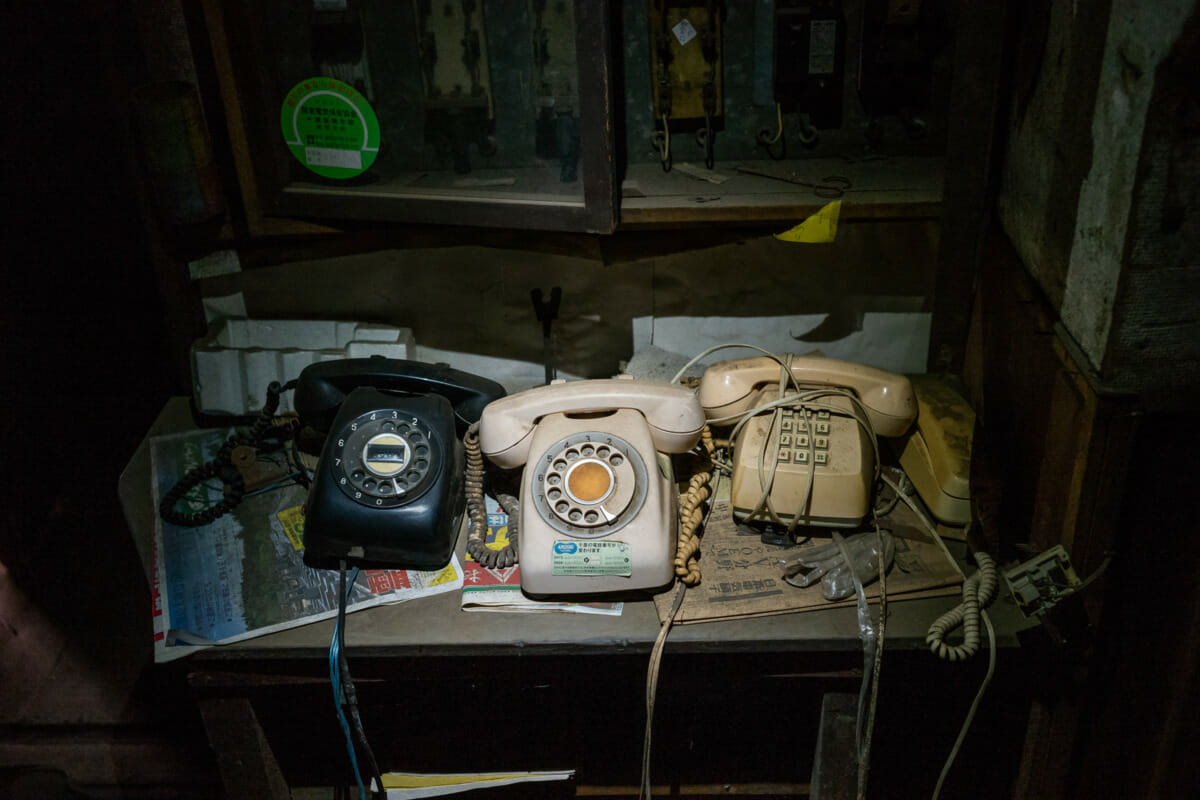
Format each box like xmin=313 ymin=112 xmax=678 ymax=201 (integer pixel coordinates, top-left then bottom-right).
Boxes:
xmin=295 ymin=358 xmax=506 ymax=570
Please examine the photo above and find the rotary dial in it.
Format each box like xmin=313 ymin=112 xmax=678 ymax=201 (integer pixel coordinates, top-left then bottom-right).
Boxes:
xmin=532 ymin=431 xmax=648 ymax=537
xmin=330 ymin=409 xmax=439 ymax=508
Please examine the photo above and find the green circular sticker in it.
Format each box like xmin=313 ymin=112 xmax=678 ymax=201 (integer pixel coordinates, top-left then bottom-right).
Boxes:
xmin=281 ymin=78 xmax=379 ymax=179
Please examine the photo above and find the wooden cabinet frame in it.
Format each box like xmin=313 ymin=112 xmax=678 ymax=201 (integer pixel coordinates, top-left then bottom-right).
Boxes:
xmin=199 ymin=0 xmax=618 ymax=235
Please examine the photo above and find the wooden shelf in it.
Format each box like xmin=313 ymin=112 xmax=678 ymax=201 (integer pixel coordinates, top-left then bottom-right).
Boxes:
xmin=619 ymin=155 xmax=944 ymax=228
xmin=284 ymin=165 xmax=587 ymax=206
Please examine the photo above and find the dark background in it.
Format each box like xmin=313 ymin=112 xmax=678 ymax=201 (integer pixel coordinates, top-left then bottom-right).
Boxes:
xmin=0 ymin=2 xmax=212 ymax=796
xmin=2 ymin=3 xmax=1198 ymax=799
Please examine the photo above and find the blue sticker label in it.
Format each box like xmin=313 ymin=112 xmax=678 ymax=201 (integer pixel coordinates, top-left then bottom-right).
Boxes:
xmin=551 ymin=540 xmax=633 ymax=577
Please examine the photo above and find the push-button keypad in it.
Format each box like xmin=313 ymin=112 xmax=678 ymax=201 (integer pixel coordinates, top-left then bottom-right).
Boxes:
xmin=776 ymin=408 xmax=830 ymax=468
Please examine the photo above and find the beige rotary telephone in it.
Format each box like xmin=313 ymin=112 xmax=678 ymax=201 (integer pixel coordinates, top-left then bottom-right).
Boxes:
xmin=699 ymin=355 xmax=917 ymax=529
xmin=478 ymin=377 xmax=705 ymax=596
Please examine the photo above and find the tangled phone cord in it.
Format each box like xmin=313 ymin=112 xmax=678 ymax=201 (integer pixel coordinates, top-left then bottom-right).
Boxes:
xmin=464 ymin=423 xmax=519 ymax=568
xmin=158 ymin=380 xmax=297 ymax=527
xmin=675 ymin=425 xmax=716 ymax=586
xmin=926 ymin=552 xmax=998 ymax=661
xmin=930 ymin=552 xmax=999 ymax=800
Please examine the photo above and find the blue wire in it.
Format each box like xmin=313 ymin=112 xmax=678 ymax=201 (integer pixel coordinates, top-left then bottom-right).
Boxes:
xmin=331 ymin=566 xmax=366 ymax=798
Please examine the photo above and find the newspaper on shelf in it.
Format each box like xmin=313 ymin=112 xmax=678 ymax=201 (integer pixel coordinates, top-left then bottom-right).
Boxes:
xmin=149 ymin=427 xmax=463 ymax=662
xmin=461 ymin=495 xmax=623 ymax=616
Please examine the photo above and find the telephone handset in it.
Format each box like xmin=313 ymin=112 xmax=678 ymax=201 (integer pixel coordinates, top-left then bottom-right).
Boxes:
xmin=298 ymin=358 xmax=506 ymax=570
xmin=699 ymin=355 xmax=916 ymax=529
xmin=893 ymin=375 xmax=974 ymax=527
xmin=479 ymin=377 xmax=706 ymax=596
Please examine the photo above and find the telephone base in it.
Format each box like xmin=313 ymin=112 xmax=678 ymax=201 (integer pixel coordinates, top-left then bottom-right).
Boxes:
xmin=515 ymin=411 xmax=679 ymax=596
xmin=727 ymin=392 xmax=875 ymax=532
xmin=520 ymin=577 xmax=675 ymax=604
xmin=301 ymin=386 xmax=469 ymax=572
xmin=746 ymin=520 xmax=864 ymax=546
xmin=300 ymin=514 xmax=462 ymax=571
xmin=757 ymin=525 xmax=794 ymax=547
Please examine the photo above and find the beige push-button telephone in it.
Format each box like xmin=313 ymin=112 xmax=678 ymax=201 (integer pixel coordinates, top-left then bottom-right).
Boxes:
xmin=699 ymin=355 xmax=917 ymax=529
xmin=478 ymin=378 xmax=705 ymax=596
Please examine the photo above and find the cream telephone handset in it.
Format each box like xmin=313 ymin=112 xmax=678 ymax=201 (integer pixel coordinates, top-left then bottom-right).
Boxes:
xmin=699 ymin=355 xmax=917 ymax=529
xmin=479 ymin=378 xmax=705 ymax=596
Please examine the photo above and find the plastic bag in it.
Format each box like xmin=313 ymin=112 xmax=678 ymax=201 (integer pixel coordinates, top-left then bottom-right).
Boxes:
xmin=781 ymin=530 xmax=895 ymax=600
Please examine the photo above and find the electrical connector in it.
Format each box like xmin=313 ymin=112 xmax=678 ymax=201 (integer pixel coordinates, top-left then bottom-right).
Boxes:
xmin=1003 ymin=545 xmax=1082 ymax=618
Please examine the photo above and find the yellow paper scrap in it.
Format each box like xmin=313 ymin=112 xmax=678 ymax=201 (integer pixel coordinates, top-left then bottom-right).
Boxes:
xmin=429 ymin=561 xmax=459 ymax=587
xmin=276 ymin=505 xmax=306 ymax=551
xmin=774 ymin=199 xmax=841 ymax=243
xmin=383 ymin=772 xmax=537 ymax=789
xmin=380 ymin=769 xmax=574 ymax=798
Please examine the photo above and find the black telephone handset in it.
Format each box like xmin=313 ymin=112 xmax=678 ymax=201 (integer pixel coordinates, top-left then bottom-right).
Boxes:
xmin=297 ymin=358 xmax=506 ymax=571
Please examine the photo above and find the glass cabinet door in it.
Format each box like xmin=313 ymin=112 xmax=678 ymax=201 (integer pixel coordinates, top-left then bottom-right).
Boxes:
xmin=214 ymin=0 xmax=616 ymax=232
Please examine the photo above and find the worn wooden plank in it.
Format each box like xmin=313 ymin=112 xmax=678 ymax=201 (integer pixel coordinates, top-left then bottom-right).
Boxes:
xmin=576 ymin=0 xmax=618 ymax=233
xmin=0 ymin=730 xmax=220 ymax=792
xmin=199 ymin=0 xmax=335 ymax=238
xmin=809 ymin=693 xmax=858 ymax=800
xmin=927 ymin=0 xmax=1010 ymax=373
xmin=197 ymin=697 xmax=291 ymax=800
xmin=620 ymin=157 xmax=943 ymax=228
xmin=576 ymin=784 xmax=810 ymax=798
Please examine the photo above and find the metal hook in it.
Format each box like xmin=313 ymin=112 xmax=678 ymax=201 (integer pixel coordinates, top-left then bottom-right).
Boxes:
xmin=656 ymin=114 xmax=672 ymax=172
xmin=811 ymin=175 xmax=851 ymax=199
xmin=702 ymin=113 xmax=715 ymax=169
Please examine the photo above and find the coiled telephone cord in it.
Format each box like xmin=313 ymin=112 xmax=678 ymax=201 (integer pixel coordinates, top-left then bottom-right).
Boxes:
xmin=674 ymin=425 xmax=716 ymax=586
xmin=158 ymin=380 xmax=298 ymax=527
xmin=928 ymin=549 xmax=998 ymax=800
xmin=464 ymin=423 xmax=519 ymax=568
xmin=878 ymin=472 xmax=999 ymax=662
xmin=926 ymin=551 xmax=998 ymax=661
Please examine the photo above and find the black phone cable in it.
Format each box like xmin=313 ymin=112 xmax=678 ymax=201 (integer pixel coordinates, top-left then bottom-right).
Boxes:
xmin=159 ymin=379 xmax=299 ymax=527
xmin=334 ymin=562 xmax=385 ymax=799
xmin=331 ymin=564 xmax=367 ymax=798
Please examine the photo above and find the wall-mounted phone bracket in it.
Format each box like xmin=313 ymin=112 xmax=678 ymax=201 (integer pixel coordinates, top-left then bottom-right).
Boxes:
xmin=531 ymin=0 xmax=580 ymax=180
xmin=311 ymin=4 xmax=376 ymax=102
xmin=649 ymin=1 xmax=723 ymax=123
xmin=413 ymin=0 xmax=496 ymax=173
xmin=773 ymin=0 xmax=845 ymax=129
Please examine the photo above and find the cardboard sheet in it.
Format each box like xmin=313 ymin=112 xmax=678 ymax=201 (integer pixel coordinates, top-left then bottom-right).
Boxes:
xmin=654 ymin=500 xmax=963 ymax=625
